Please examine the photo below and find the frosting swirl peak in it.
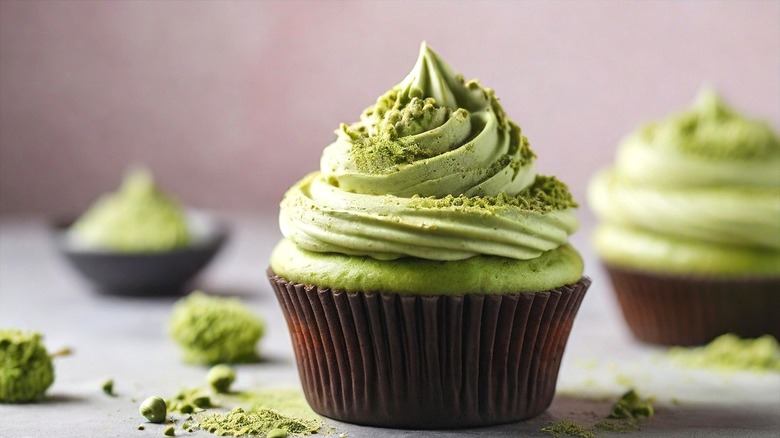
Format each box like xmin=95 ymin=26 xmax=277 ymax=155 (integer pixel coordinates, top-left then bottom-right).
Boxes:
xmin=281 ymin=43 xmax=578 ymax=261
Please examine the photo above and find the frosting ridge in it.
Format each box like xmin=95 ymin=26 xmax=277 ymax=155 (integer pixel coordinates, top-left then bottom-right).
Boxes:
xmin=280 ymin=43 xmax=579 ymax=261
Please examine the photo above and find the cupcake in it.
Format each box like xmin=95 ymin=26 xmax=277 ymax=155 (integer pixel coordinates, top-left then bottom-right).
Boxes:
xmin=589 ymin=89 xmax=780 ymax=346
xmin=268 ymin=42 xmax=589 ymax=428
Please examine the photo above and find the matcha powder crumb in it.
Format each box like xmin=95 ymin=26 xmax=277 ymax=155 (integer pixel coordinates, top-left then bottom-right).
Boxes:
xmin=198 ymin=407 xmax=321 ymax=437
xmin=540 ymin=420 xmax=595 ymax=438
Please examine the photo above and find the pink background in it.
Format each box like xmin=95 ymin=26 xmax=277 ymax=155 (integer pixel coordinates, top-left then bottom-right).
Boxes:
xmin=1 ymin=1 xmax=778 ymax=215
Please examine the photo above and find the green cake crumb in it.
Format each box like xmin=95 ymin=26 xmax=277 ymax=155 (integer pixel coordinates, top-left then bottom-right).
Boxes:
xmin=163 ymin=425 xmax=176 ymax=436
xmin=169 ymin=292 xmax=265 ymax=365
xmin=0 ymin=329 xmax=55 ymax=403
xmin=667 ymin=333 xmax=780 ymax=372
xmin=102 ymin=378 xmax=116 ymax=396
xmin=198 ymin=407 xmax=322 ymax=437
xmin=71 ymin=168 xmax=191 ymax=252
xmin=541 ymin=420 xmax=595 ymax=437
xmin=639 ymin=88 xmax=780 ymax=161
xmin=207 ymin=364 xmax=236 ymax=394
xmin=140 ymin=396 xmax=168 ymax=423
xmin=608 ymin=389 xmax=654 ymax=420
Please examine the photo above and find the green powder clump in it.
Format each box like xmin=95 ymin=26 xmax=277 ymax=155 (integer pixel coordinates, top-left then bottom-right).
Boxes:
xmin=667 ymin=333 xmax=780 ymax=372
xmin=198 ymin=407 xmax=322 ymax=437
xmin=540 ymin=420 xmax=595 ymax=438
xmin=607 ymin=389 xmax=654 ymax=420
xmin=167 ymin=387 xmax=215 ymax=414
xmin=0 ymin=329 xmax=55 ymax=403
xmin=169 ymin=292 xmax=265 ymax=365
xmin=592 ymin=388 xmax=654 ymax=433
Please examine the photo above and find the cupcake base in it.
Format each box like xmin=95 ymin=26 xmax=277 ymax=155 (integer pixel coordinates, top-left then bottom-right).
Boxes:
xmin=604 ymin=264 xmax=780 ymax=346
xmin=268 ymin=270 xmax=590 ymax=429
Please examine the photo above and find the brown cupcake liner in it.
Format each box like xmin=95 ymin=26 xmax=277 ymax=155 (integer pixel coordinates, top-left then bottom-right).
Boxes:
xmin=268 ymin=270 xmax=590 ymax=429
xmin=604 ymin=263 xmax=780 ymax=346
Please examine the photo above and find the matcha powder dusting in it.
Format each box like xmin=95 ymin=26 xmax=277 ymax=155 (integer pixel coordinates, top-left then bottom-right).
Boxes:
xmin=0 ymin=329 xmax=55 ymax=403
xmin=198 ymin=407 xmax=322 ymax=437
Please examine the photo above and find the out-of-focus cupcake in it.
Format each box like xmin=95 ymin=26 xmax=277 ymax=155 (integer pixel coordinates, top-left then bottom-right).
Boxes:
xmin=268 ymin=43 xmax=590 ymax=428
xmin=589 ymin=89 xmax=780 ymax=346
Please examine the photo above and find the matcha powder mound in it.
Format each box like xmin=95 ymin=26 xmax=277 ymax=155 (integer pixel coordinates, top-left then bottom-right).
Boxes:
xmin=667 ymin=333 xmax=780 ymax=372
xmin=198 ymin=407 xmax=322 ymax=437
xmin=0 ymin=329 xmax=55 ymax=403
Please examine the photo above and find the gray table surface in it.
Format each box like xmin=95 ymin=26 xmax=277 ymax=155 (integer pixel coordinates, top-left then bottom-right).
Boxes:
xmin=1 ymin=212 xmax=778 ymax=438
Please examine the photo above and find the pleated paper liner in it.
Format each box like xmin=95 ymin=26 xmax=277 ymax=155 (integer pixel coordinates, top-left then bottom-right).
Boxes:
xmin=604 ymin=263 xmax=780 ymax=346
xmin=268 ymin=270 xmax=590 ymax=429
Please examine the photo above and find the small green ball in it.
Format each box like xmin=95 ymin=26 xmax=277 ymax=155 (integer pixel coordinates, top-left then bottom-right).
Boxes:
xmin=206 ymin=364 xmax=236 ymax=393
xmin=0 ymin=329 xmax=55 ymax=403
xmin=139 ymin=396 xmax=167 ymax=423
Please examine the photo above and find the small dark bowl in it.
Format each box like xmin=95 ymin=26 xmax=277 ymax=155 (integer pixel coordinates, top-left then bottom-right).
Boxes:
xmin=52 ymin=211 xmax=228 ymax=296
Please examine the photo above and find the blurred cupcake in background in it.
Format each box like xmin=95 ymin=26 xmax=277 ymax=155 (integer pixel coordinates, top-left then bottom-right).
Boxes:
xmin=69 ymin=168 xmax=191 ymax=252
xmin=589 ymin=89 xmax=780 ymax=346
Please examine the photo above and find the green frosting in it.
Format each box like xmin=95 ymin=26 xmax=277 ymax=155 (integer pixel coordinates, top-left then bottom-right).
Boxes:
xmin=0 ymin=329 xmax=55 ymax=403
xmin=71 ymin=169 xmax=191 ymax=252
xmin=589 ymin=89 xmax=780 ymax=275
xmin=271 ymin=238 xmax=582 ymax=294
xmin=169 ymin=292 xmax=265 ymax=365
xmin=276 ymin=43 xmax=581 ymax=292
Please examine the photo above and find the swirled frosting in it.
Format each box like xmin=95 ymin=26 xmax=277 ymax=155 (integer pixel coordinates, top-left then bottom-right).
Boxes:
xmin=589 ymin=89 xmax=780 ymax=275
xmin=278 ymin=43 xmax=579 ymax=262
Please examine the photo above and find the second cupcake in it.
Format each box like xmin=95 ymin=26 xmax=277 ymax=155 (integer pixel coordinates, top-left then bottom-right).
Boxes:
xmin=269 ymin=43 xmax=589 ymax=428
xmin=589 ymin=89 xmax=780 ymax=346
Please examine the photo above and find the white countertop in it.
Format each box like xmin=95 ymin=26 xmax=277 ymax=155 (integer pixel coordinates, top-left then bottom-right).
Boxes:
xmin=1 ymin=213 xmax=778 ymax=437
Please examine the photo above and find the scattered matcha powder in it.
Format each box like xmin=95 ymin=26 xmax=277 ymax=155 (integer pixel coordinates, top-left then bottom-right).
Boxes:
xmin=667 ymin=333 xmax=780 ymax=372
xmin=169 ymin=291 xmax=266 ymax=365
xmin=541 ymin=420 xmax=595 ymax=438
xmin=0 ymin=329 xmax=55 ymax=403
xmin=541 ymin=389 xmax=654 ymax=437
xmin=198 ymin=407 xmax=321 ymax=437
xmin=102 ymin=378 xmax=116 ymax=397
